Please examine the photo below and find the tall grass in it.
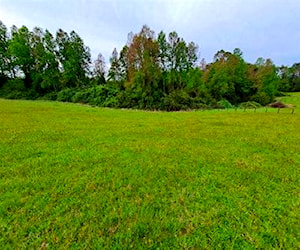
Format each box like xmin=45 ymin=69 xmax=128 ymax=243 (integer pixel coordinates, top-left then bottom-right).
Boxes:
xmin=0 ymin=95 xmax=299 ymax=248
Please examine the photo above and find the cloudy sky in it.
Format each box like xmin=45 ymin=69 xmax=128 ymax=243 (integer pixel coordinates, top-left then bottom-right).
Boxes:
xmin=0 ymin=0 xmax=299 ymax=66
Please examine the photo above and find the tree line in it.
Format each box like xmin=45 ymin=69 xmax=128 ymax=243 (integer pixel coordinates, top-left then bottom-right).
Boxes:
xmin=0 ymin=21 xmax=299 ymax=110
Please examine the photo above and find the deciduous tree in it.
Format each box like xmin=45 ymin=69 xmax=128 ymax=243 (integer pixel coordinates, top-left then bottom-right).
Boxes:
xmin=0 ymin=21 xmax=9 ymax=85
xmin=94 ymin=52 xmax=106 ymax=84
xmin=56 ymin=29 xmax=91 ymax=88
xmin=8 ymin=25 xmax=34 ymax=88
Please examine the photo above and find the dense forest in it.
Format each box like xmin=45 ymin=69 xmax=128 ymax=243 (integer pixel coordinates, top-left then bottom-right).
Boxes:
xmin=0 ymin=21 xmax=299 ymax=110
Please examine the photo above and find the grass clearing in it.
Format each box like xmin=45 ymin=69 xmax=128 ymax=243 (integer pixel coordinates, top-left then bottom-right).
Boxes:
xmin=0 ymin=96 xmax=300 ymax=248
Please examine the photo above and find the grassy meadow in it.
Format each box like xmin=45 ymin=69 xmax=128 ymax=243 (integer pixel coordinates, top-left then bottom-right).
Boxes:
xmin=0 ymin=94 xmax=300 ymax=248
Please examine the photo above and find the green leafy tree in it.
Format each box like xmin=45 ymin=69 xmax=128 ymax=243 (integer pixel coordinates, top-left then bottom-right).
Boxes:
xmin=250 ymin=58 xmax=280 ymax=104
xmin=230 ymin=48 xmax=252 ymax=103
xmin=2 ymin=23 xmax=59 ymax=95
xmin=126 ymin=25 xmax=161 ymax=108
xmin=277 ymin=65 xmax=293 ymax=92
xmin=290 ymin=63 xmax=300 ymax=91
xmin=165 ymin=32 xmax=199 ymax=91
xmin=108 ymin=48 xmax=122 ymax=82
xmin=0 ymin=21 xmax=9 ymax=85
xmin=56 ymin=29 xmax=91 ymax=88
xmin=157 ymin=31 xmax=169 ymax=71
xmin=186 ymin=42 xmax=198 ymax=69
xmin=204 ymin=50 xmax=235 ymax=102
xmin=29 ymin=27 xmax=57 ymax=93
xmin=203 ymin=49 xmax=252 ymax=104
xmin=8 ymin=25 xmax=34 ymax=88
xmin=118 ymin=45 xmax=129 ymax=82
xmin=41 ymin=29 xmax=60 ymax=91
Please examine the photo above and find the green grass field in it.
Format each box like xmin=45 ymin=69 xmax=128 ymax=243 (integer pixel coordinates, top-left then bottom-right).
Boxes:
xmin=1 ymin=94 xmax=300 ymax=248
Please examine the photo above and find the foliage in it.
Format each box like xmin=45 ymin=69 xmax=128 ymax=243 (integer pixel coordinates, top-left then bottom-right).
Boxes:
xmin=217 ymin=99 xmax=234 ymax=109
xmin=278 ymin=63 xmax=300 ymax=92
xmin=56 ymin=88 xmax=77 ymax=102
xmin=0 ymin=20 xmax=299 ymax=110
xmin=8 ymin=25 xmax=34 ymax=88
xmin=161 ymin=90 xmax=191 ymax=111
xmin=0 ymin=79 xmax=38 ymax=99
xmin=0 ymin=21 xmax=9 ymax=86
xmin=56 ymin=29 xmax=91 ymax=88
xmin=54 ymin=84 xmax=119 ymax=108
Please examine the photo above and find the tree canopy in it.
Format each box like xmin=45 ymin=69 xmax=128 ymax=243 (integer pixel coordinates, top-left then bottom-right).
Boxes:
xmin=0 ymin=21 xmax=298 ymax=110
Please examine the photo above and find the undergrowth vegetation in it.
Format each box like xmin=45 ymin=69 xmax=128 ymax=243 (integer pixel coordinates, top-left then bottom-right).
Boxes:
xmin=0 ymin=95 xmax=299 ymax=248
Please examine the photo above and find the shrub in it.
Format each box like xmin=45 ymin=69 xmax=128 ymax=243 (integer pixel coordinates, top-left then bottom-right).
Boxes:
xmin=217 ymin=99 xmax=233 ymax=109
xmin=42 ymin=92 xmax=58 ymax=101
xmin=161 ymin=90 xmax=190 ymax=111
xmin=56 ymin=88 xmax=76 ymax=102
xmin=0 ymin=75 xmax=8 ymax=88
xmin=0 ymin=79 xmax=38 ymax=99
xmin=56 ymin=85 xmax=121 ymax=107
xmin=251 ymin=92 xmax=272 ymax=106
xmin=102 ymin=96 xmax=118 ymax=107
xmin=71 ymin=90 xmax=89 ymax=103
xmin=87 ymin=85 xmax=119 ymax=107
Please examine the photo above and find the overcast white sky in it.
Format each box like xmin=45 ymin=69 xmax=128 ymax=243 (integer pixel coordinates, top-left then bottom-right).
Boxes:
xmin=0 ymin=0 xmax=299 ymax=66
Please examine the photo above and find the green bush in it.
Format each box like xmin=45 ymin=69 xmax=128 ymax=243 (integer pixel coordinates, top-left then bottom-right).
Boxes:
xmin=55 ymin=85 xmax=120 ymax=107
xmin=117 ymin=90 xmax=137 ymax=109
xmin=0 ymin=79 xmax=38 ymax=99
xmin=251 ymin=92 xmax=272 ymax=106
xmin=0 ymin=75 xmax=8 ymax=88
xmin=87 ymin=85 xmax=119 ymax=107
xmin=57 ymin=88 xmax=76 ymax=102
xmin=162 ymin=90 xmax=190 ymax=111
xmin=102 ymin=96 xmax=119 ymax=107
xmin=40 ymin=92 xmax=58 ymax=101
xmin=217 ymin=99 xmax=233 ymax=109
xmin=71 ymin=90 xmax=89 ymax=103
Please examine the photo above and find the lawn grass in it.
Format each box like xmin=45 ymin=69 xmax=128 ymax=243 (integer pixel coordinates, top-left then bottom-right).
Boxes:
xmin=0 ymin=95 xmax=299 ymax=248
